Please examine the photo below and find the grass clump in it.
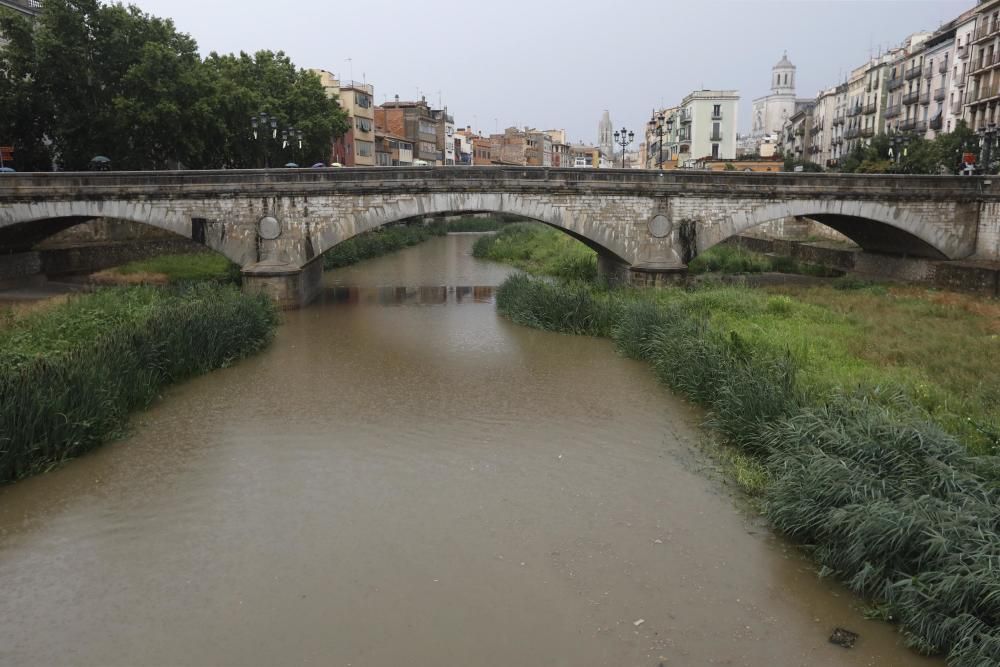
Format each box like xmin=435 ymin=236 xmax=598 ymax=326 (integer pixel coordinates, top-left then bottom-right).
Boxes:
xmin=474 ymin=223 xmax=598 ymax=282
xmin=106 ymin=252 xmax=241 ymax=284
xmin=0 ymin=284 xmax=278 ymax=484
xmin=494 ymin=272 xmax=1000 ymax=664
xmin=688 ymin=244 xmax=839 ymax=277
xmin=323 ymin=216 xmax=507 ymax=269
xmin=323 ymin=223 xmax=448 ymax=269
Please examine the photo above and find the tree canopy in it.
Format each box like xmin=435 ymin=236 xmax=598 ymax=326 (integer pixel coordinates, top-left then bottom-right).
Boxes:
xmin=0 ymin=0 xmax=348 ymax=171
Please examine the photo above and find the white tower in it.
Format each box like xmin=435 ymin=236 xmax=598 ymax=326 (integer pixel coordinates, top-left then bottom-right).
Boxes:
xmin=599 ymin=110 xmax=613 ymax=159
xmin=772 ymin=51 xmax=796 ymax=95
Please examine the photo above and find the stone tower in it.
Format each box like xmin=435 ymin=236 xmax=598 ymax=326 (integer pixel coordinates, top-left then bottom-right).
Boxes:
xmin=599 ymin=110 xmax=613 ymax=159
xmin=772 ymin=51 xmax=796 ymax=95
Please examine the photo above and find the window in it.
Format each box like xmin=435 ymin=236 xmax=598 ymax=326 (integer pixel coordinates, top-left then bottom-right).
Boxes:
xmin=355 ymin=117 xmax=373 ymax=132
xmin=711 ymin=143 xmax=719 ymax=159
xmin=355 ymin=93 xmax=372 ymax=108
xmin=712 ymin=122 xmax=721 ymax=140
xmin=355 ymin=140 xmax=373 ymax=157
xmin=712 ymin=104 xmax=721 ymax=118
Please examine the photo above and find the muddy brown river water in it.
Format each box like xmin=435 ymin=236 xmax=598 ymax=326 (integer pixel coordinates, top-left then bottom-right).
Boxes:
xmin=0 ymin=234 xmax=940 ymax=666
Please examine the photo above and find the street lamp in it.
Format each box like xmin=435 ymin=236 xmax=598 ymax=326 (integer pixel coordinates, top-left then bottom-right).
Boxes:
xmin=613 ymin=126 xmax=634 ymax=169
xmin=888 ymin=130 xmax=909 ymax=170
xmin=281 ymin=127 xmax=305 ymax=164
xmin=250 ymin=111 xmax=279 ymax=168
xmin=648 ymin=111 xmax=665 ymax=169
xmin=978 ymin=122 xmax=997 ymax=174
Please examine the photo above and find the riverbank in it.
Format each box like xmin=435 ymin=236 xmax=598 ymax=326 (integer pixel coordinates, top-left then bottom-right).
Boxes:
xmin=486 ymin=225 xmax=1000 ymax=665
xmin=0 ymin=284 xmax=278 ymax=485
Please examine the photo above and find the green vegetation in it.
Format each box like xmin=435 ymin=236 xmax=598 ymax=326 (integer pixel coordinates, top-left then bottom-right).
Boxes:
xmin=323 ymin=223 xmax=448 ymax=269
xmin=106 ymin=252 xmax=241 ymax=283
xmin=0 ymin=284 xmax=278 ymax=484
xmin=324 ymin=217 xmax=506 ymax=269
xmin=0 ymin=0 xmax=349 ymax=171
xmin=688 ymin=244 xmax=839 ymax=277
xmin=442 ymin=217 xmax=505 ymax=233
xmin=473 ymin=223 xmax=598 ymax=281
xmin=495 ymin=275 xmax=1000 ymax=664
xmin=837 ymin=122 xmax=978 ymax=175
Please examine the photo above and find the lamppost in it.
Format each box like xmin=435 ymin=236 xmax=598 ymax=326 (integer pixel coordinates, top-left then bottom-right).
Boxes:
xmin=250 ymin=111 xmax=279 ymax=168
xmin=978 ymin=122 xmax=997 ymax=174
xmin=281 ymin=127 xmax=304 ymax=165
xmin=647 ymin=112 xmax=664 ymax=169
xmin=888 ymin=130 xmax=909 ymax=170
xmin=613 ymin=126 xmax=634 ymax=169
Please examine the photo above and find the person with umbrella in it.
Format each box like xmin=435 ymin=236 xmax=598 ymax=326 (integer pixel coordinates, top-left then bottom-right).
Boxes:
xmin=89 ymin=156 xmax=112 ymax=171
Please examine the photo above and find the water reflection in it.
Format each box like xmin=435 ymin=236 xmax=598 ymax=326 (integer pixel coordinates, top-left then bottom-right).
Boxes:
xmin=322 ymin=284 xmax=497 ymax=306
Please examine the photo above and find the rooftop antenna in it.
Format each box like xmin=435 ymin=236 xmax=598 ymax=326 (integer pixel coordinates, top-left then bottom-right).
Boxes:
xmin=346 ymin=57 xmax=353 ymax=82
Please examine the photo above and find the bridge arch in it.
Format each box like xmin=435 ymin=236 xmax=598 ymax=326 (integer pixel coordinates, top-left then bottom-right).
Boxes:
xmin=0 ymin=200 xmax=250 ymax=266
xmin=708 ymin=198 xmax=968 ymax=260
xmin=310 ymin=191 xmax=633 ymax=265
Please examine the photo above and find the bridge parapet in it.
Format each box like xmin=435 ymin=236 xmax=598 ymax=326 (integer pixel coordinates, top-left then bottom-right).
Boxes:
xmin=0 ymin=168 xmax=997 ymax=307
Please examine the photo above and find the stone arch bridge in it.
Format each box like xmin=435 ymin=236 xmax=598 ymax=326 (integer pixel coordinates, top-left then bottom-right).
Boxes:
xmin=1 ymin=167 xmax=998 ymax=306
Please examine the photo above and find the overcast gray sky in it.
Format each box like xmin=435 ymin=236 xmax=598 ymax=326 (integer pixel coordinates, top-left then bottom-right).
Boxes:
xmin=128 ymin=0 xmax=967 ymax=144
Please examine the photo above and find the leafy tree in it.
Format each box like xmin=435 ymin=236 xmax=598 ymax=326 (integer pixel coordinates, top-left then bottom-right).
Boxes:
xmin=0 ymin=9 xmax=52 ymax=170
xmin=198 ymin=51 xmax=349 ymax=169
xmin=0 ymin=1 xmax=349 ymax=170
xmin=932 ymin=120 xmax=976 ymax=174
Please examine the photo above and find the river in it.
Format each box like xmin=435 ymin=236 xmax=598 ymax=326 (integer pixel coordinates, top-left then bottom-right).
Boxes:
xmin=0 ymin=233 xmax=938 ymax=666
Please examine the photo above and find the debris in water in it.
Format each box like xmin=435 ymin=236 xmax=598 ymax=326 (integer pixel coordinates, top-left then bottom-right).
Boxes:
xmin=654 ymin=539 xmax=663 ymax=544
xmin=633 ymin=619 xmax=645 ymax=627
xmin=829 ymin=627 xmax=859 ymax=648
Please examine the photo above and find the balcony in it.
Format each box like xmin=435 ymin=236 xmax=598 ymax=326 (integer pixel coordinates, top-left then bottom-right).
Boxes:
xmin=884 ymin=104 xmax=901 ymax=118
xmin=905 ymin=65 xmax=921 ymax=80
xmin=845 ymin=127 xmax=860 ymax=139
xmin=934 ymin=87 xmax=946 ymax=101
xmin=915 ymin=120 xmax=928 ymax=133
xmin=709 ymin=133 xmax=723 ymax=141
xmin=974 ymin=51 xmax=1000 ymax=73
xmin=939 ymin=59 xmax=949 ymax=74
xmin=863 ymin=101 xmax=877 ymax=114
xmin=832 ymin=115 xmax=845 ymax=126
xmin=899 ymin=118 xmax=917 ymax=131
xmin=902 ymin=90 xmax=920 ymax=105
xmin=847 ymin=104 xmax=862 ymax=117
xmin=711 ymin=111 xmax=722 ymax=120
xmin=974 ymin=19 xmax=1000 ymax=43
xmin=860 ymin=127 xmax=875 ymax=138
xmin=930 ymin=114 xmax=944 ymax=131
xmin=887 ymin=76 xmax=904 ymax=91
xmin=918 ymin=90 xmax=930 ymax=105
xmin=952 ymin=99 xmax=963 ymax=115
xmin=923 ymin=65 xmax=933 ymax=79
xmin=956 ymin=73 xmax=967 ymax=88
xmin=958 ymin=44 xmax=970 ymax=60
xmin=809 ymin=125 xmax=821 ymax=136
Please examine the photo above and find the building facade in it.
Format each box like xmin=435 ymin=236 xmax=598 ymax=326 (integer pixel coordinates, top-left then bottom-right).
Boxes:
xmin=376 ymin=97 xmax=443 ymax=165
xmin=311 ymin=70 xmax=376 ymax=166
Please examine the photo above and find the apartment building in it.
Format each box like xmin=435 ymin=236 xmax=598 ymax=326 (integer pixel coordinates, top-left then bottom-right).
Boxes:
xmin=373 ymin=130 xmax=413 ymax=166
xmin=311 ymin=70 xmax=376 ymax=166
xmin=676 ymin=90 xmax=740 ymax=163
xmin=968 ymin=0 xmax=1000 ymax=129
xmin=376 ymin=97 xmax=443 ymax=164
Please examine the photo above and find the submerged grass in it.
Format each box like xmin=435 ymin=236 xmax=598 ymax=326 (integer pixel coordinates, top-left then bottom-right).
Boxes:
xmin=493 ymin=258 xmax=1000 ymax=664
xmin=0 ymin=284 xmax=278 ymax=484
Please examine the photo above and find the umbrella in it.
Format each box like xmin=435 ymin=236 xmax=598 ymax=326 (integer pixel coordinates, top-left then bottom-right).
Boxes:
xmin=284 ymin=162 xmax=299 ymax=168
xmin=0 ymin=167 xmax=15 ymax=173
xmin=90 ymin=155 xmax=111 ymax=163
xmin=311 ymin=162 xmax=326 ymax=168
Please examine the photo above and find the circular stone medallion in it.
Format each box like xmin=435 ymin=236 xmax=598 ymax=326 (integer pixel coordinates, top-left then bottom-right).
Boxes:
xmin=257 ymin=216 xmax=281 ymax=240
xmin=647 ymin=214 xmax=672 ymax=239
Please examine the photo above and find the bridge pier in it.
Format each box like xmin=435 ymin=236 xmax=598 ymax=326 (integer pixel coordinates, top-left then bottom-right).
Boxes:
xmin=241 ymin=259 xmax=322 ymax=309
